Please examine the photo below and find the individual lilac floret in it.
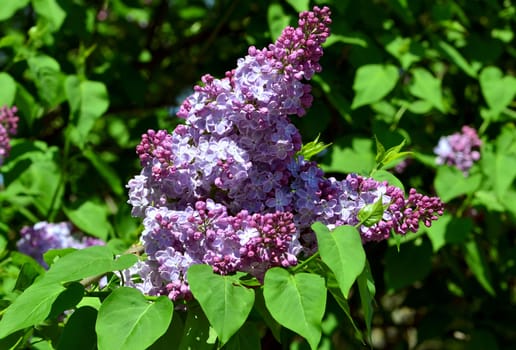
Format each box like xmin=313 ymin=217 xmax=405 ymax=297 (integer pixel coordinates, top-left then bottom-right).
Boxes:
xmin=0 ymin=105 xmax=19 ymax=166
xmin=17 ymin=222 xmax=105 ymax=268
xmin=126 ymin=200 xmax=301 ymax=301
xmin=434 ymin=126 xmax=482 ymax=175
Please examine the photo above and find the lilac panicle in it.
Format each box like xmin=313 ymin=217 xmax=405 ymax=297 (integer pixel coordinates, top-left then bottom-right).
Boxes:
xmin=318 ymin=174 xmax=444 ymax=242
xmin=434 ymin=125 xmax=482 ymax=175
xmin=17 ymin=221 xmax=105 ymax=268
xmin=125 ymin=6 xmax=445 ymax=301
xmin=0 ymin=105 xmax=19 ymax=166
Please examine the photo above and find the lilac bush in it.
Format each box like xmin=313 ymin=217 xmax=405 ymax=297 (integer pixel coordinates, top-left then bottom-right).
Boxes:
xmin=17 ymin=221 xmax=105 ymax=268
xmin=434 ymin=125 xmax=482 ymax=175
xmin=125 ymin=6 xmax=444 ymax=302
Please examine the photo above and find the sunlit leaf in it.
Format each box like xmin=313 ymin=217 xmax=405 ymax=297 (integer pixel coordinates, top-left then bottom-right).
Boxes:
xmin=187 ymin=264 xmax=254 ymax=346
xmin=264 ymin=268 xmax=326 ymax=350
xmin=32 ymin=0 xmax=66 ymax=32
xmin=436 ymin=40 xmax=479 ymax=78
xmin=479 ymin=66 xmax=516 ymax=115
xmin=409 ymin=68 xmax=445 ymax=112
xmin=96 ymin=288 xmax=173 ymax=350
xmin=434 ymin=166 xmax=482 ymax=202
xmin=313 ymin=223 xmax=366 ymax=298
xmin=0 ymin=73 xmax=17 ymax=106
xmin=65 ymin=76 xmax=109 ymax=149
xmin=267 ymin=3 xmax=291 ymax=41
xmin=64 ymin=201 xmax=111 ymax=240
xmin=351 ymin=64 xmax=399 ymax=109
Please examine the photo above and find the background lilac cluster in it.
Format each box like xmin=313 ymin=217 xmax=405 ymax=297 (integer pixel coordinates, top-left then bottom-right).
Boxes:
xmin=126 ymin=6 xmax=443 ymax=301
xmin=434 ymin=125 xmax=482 ymax=175
xmin=17 ymin=222 xmax=104 ymax=268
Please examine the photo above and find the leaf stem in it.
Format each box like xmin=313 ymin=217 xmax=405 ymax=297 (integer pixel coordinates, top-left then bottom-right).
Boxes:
xmin=291 ymin=251 xmax=320 ymax=272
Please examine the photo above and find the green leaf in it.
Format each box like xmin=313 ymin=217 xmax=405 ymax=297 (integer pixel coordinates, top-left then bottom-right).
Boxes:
xmin=384 ymin=36 xmax=422 ymax=69
xmin=285 ymin=0 xmax=309 ymax=12
xmin=267 ymin=4 xmax=291 ymax=41
xmin=65 ymin=76 xmax=110 ymax=149
xmin=384 ymin=150 xmax=412 ymax=168
xmin=425 ymin=214 xmax=471 ymax=252
xmin=64 ymin=201 xmax=111 ymax=240
xmin=43 ymin=248 xmax=77 ymax=268
xmin=0 ymin=0 xmax=30 ymax=21
xmin=2 ymin=145 xmax=63 ymax=216
xmin=313 ymin=223 xmax=366 ymax=298
xmin=0 ymin=73 xmax=17 ymax=106
xmin=27 ymin=55 xmax=65 ymax=107
xmin=357 ymin=262 xmax=375 ymax=343
xmin=407 ymin=100 xmax=432 ymax=114
xmin=436 ymin=40 xmax=479 ymax=78
xmin=351 ymin=64 xmax=399 ymax=109
xmin=299 ymin=134 xmax=332 ymax=160
xmin=44 ymin=246 xmax=136 ymax=284
xmin=187 ymin=264 xmax=255 ymax=345
xmin=479 ymin=66 xmax=516 ymax=115
xmin=374 ymin=136 xmax=386 ymax=165
xmin=376 ymin=139 xmax=411 ymax=169
xmin=264 ymin=268 xmax=326 ymax=350
xmin=322 ymin=138 xmax=375 ymax=174
xmin=357 ymin=197 xmax=386 ymax=227
xmin=408 ymin=68 xmax=445 ymax=112
xmin=96 ymin=287 xmax=174 ymax=350
xmin=384 ymin=239 xmax=433 ymax=292
xmin=371 ymin=170 xmax=405 ymax=193
xmin=14 ymin=82 xmax=43 ymax=126
xmin=434 ymin=166 xmax=482 ymax=202
xmin=57 ymin=306 xmax=98 ymax=350
xmin=472 ymin=191 xmax=506 ymax=212
xmin=493 ymin=154 xmax=516 ymax=200
xmin=323 ymin=34 xmax=368 ymax=48
xmin=464 ymin=240 xmax=496 ymax=296
xmin=31 ymin=0 xmax=66 ymax=32
xmin=0 ymin=283 xmax=66 ymax=338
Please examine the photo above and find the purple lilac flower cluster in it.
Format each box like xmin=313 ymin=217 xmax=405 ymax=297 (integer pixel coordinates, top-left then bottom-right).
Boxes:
xmin=125 ymin=199 xmax=299 ymax=300
xmin=0 ymin=105 xmax=19 ymax=166
xmin=126 ymin=6 xmax=443 ymax=301
xmin=434 ymin=125 xmax=482 ymax=175
xmin=323 ymin=174 xmax=444 ymax=242
xmin=17 ymin=222 xmax=105 ymax=268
